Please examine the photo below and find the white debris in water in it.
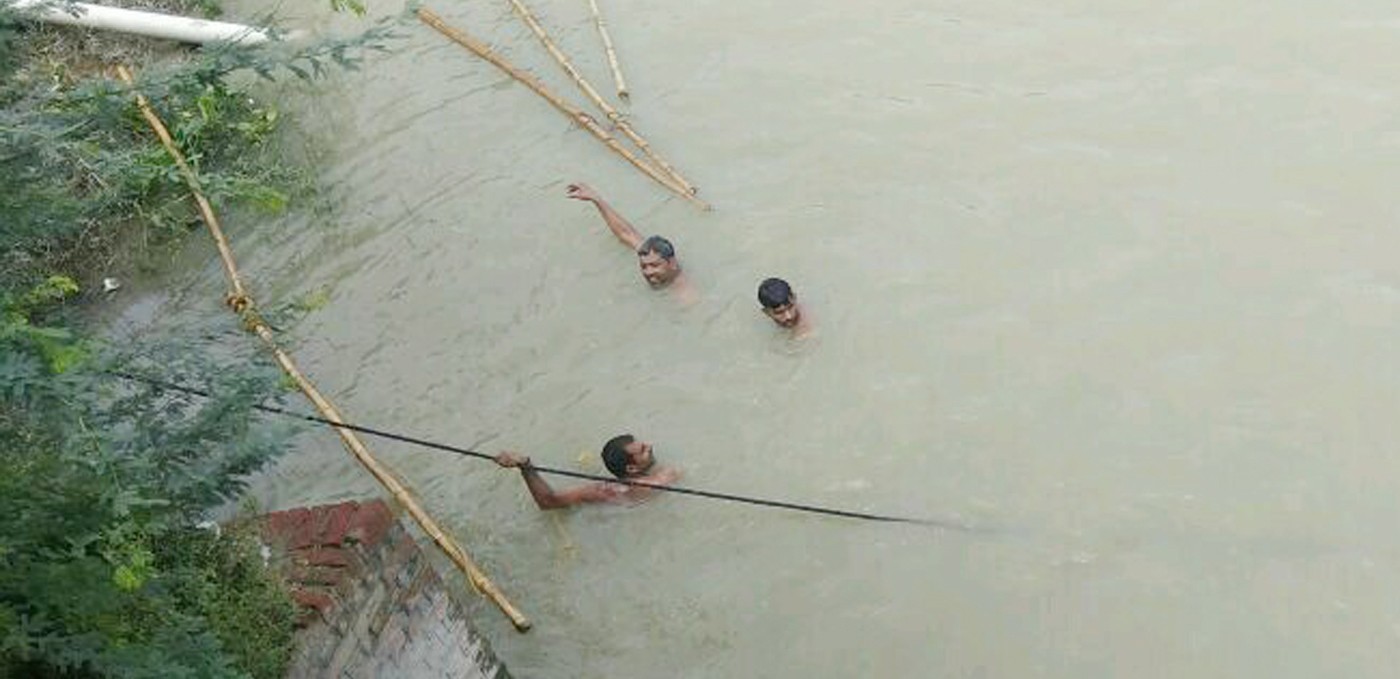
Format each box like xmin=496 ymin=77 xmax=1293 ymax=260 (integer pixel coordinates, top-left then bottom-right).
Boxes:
xmin=102 ymin=277 xmax=120 ymax=293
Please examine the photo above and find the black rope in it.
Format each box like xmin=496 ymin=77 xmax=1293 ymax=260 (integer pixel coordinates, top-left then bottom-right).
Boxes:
xmin=108 ymin=370 xmax=972 ymax=531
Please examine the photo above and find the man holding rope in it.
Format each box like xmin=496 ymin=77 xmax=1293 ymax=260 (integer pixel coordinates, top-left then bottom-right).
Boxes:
xmin=495 ymin=434 xmax=681 ymax=509
xmin=567 ymin=183 xmax=698 ymax=304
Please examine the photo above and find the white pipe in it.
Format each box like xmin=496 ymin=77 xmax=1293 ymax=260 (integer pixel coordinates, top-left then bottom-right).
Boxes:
xmin=8 ymin=0 xmax=275 ymax=45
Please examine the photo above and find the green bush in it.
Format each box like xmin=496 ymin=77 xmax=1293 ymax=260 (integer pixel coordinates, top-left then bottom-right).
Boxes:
xmin=155 ymin=523 xmax=299 ymax=679
xmin=0 ymin=3 xmax=395 ymax=292
xmin=0 ymin=45 xmax=303 ymax=292
xmin=0 ymin=335 xmax=299 ymax=678
xmin=0 ymin=4 xmax=397 ymax=677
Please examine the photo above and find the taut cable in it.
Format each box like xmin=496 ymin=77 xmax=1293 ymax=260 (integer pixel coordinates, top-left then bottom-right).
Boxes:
xmin=110 ymin=370 xmax=974 ymax=531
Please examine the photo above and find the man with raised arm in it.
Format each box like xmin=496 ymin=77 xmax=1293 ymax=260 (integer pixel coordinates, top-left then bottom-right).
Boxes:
xmin=566 ymin=183 xmax=698 ymax=303
xmin=494 ymin=434 xmax=682 ymax=510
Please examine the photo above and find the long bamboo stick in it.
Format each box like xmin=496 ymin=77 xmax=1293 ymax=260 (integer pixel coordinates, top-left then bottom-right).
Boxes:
xmin=115 ymin=73 xmax=247 ymax=301
xmin=250 ymin=327 xmax=532 ymax=633
xmin=502 ymin=0 xmax=699 ymax=196
xmin=586 ymin=0 xmax=628 ymax=101
xmin=417 ymin=8 xmax=709 ymax=210
xmin=114 ymin=65 xmax=533 ymax=633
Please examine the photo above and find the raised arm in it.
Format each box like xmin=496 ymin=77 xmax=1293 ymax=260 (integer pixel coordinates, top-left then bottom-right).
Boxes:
xmin=495 ymin=452 xmax=618 ymax=510
xmin=567 ymin=183 xmax=643 ymax=251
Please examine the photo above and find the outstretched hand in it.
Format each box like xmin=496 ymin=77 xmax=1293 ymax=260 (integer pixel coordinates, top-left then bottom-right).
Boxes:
xmin=566 ymin=183 xmax=600 ymax=203
xmin=495 ymin=451 xmax=532 ymax=469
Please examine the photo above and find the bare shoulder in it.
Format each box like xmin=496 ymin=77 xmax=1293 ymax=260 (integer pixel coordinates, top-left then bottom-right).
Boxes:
xmin=617 ymin=468 xmax=681 ymax=505
xmin=671 ymin=275 xmax=700 ymax=306
xmin=790 ymin=303 xmax=816 ymax=340
xmin=643 ymin=467 xmax=681 ymax=485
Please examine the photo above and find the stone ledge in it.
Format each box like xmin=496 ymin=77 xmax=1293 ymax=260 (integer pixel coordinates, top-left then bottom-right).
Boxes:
xmin=258 ymin=500 xmax=509 ymax=679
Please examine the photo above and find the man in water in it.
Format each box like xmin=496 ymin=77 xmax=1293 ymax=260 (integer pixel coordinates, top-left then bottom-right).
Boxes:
xmin=567 ymin=183 xmax=697 ymax=302
xmin=494 ymin=434 xmax=681 ymax=509
xmin=758 ymin=277 xmax=812 ymax=336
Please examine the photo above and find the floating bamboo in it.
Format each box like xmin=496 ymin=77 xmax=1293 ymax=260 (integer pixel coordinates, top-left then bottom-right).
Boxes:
xmin=114 ymin=65 xmax=533 ymax=633
xmin=586 ymin=0 xmax=628 ymax=101
xmin=502 ymin=0 xmax=699 ymax=196
xmin=417 ymin=8 xmax=709 ymax=210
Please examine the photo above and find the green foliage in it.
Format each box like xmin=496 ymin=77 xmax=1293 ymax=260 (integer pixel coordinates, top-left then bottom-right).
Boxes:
xmin=331 ymin=0 xmax=369 ymax=16
xmin=2 ymin=276 xmax=88 ymax=374
xmin=0 ymin=342 xmax=299 ymax=678
xmin=0 ymin=4 xmax=397 ymax=294
xmin=0 ymin=66 xmax=299 ymax=291
xmin=155 ymin=524 xmax=298 ymax=679
xmin=0 ymin=4 xmax=402 ymax=677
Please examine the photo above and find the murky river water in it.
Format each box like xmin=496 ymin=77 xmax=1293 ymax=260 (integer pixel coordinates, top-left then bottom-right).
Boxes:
xmin=110 ymin=0 xmax=1400 ymax=676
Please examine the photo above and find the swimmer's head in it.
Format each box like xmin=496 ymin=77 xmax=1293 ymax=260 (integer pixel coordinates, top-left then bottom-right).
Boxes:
xmin=637 ymin=236 xmax=681 ymax=287
xmin=602 ymin=433 xmax=656 ymax=479
xmin=758 ymin=277 xmax=801 ymax=328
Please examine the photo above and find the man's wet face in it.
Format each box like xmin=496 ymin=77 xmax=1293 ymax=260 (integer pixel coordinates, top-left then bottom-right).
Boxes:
xmin=624 ymin=440 xmax=655 ymax=475
xmin=638 ymin=252 xmax=678 ymax=287
xmin=764 ymin=300 xmax=801 ymax=328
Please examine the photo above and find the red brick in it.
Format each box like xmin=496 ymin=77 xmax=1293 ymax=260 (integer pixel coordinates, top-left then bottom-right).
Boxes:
xmin=288 ymin=565 xmax=349 ymax=587
xmin=287 ymin=509 xmax=321 ymax=551
xmin=302 ymin=547 xmax=353 ymax=568
xmin=262 ymin=507 xmax=312 ymax=545
xmin=317 ymin=502 xmax=359 ymax=547
xmin=345 ymin=501 xmax=393 ymax=546
xmin=291 ymin=588 xmax=336 ymax=621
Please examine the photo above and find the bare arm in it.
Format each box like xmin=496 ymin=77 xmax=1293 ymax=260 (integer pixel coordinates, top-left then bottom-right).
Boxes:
xmin=567 ymin=183 xmax=643 ymax=250
xmin=496 ymin=452 xmax=618 ymax=510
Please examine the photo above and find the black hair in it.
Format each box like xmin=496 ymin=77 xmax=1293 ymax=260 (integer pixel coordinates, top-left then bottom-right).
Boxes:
xmin=757 ymin=278 xmax=794 ymax=309
xmin=601 ymin=434 xmax=635 ymax=479
xmin=637 ymin=235 xmax=676 ymax=260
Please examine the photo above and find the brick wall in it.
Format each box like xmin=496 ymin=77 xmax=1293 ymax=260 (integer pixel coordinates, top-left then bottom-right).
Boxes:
xmin=259 ymin=500 xmax=510 ymax=679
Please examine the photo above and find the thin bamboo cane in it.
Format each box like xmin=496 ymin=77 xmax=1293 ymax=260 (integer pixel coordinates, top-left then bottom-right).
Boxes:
xmin=116 ymin=69 xmax=246 ymax=301
xmin=586 ymin=0 xmax=628 ymax=101
xmin=417 ymin=8 xmax=709 ymax=210
xmin=250 ymin=326 xmax=532 ymax=633
xmin=114 ymin=65 xmax=533 ymax=633
xmin=502 ymin=0 xmax=700 ymax=196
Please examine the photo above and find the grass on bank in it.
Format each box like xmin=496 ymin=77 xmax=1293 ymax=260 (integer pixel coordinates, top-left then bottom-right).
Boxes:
xmin=2 ymin=2 xmax=393 ymax=676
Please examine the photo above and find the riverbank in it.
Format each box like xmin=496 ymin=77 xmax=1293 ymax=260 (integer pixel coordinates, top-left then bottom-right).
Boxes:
xmin=0 ymin=3 xmax=377 ymax=676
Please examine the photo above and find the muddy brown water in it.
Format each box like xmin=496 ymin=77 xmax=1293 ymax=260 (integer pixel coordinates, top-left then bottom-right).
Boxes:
xmin=111 ymin=1 xmax=1400 ymax=676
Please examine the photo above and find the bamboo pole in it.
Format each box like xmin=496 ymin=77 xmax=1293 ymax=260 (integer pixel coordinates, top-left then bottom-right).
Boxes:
xmin=249 ymin=327 xmax=532 ymax=633
xmin=417 ymin=8 xmax=709 ymax=210
xmin=116 ymin=71 xmax=246 ymax=301
xmin=501 ymin=0 xmax=700 ymax=196
xmin=586 ymin=0 xmax=628 ymax=101
xmin=114 ymin=65 xmax=533 ymax=633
